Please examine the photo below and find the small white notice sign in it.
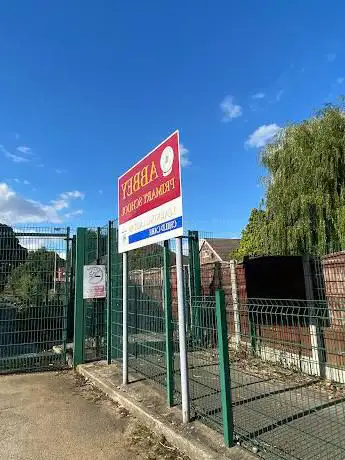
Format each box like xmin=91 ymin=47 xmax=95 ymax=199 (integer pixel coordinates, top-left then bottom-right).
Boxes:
xmin=83 ymin=265 xmax=106 ymax=299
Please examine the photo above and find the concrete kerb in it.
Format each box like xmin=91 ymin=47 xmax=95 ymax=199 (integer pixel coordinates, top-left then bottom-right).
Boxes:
xmin=77 ymin=362 xmax=256 ymax=460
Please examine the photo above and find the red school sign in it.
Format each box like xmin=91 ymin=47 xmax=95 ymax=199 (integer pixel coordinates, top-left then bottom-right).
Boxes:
xmin=118 ymin=131 xmax=181 ymax=225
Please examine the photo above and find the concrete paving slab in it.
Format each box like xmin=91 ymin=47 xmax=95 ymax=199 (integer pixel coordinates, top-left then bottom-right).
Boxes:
xmin=77 ymin=361 xmax=257 ymax=460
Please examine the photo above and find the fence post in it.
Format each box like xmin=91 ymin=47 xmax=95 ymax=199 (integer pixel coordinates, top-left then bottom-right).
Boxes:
xmin=215 ymin=289 xmax=234 ymax=448
xmin=176 ymin=236 xmax=190 ymax=423
xmin=73 ymin=227 xmax=86 ymax=366
xmin=189 ymin=231 xmax=202 ymax=297
xmin=67 ymin=234 xmax=76 ymax=342
xmin=95 ymin=227 xmax=102 ymax=357
xmin=107 ymin=221 xmax=112 ymax=365
xmin=229 ymin=260 xmax=241 ymax=348
xmin=303 ymin=256 xmax=325 ymax=377
xmin=189 ymin=231 xmax=202 ymax=343
xmin=63 ymin=227 xmax=70 ymax=353
xmin=123 ymin=251 xmax=128 ymax=385
xmin=164 ymin=240 xmax=174 ymax=407
xmin=111 ymin=227 xmax=122 ymax=360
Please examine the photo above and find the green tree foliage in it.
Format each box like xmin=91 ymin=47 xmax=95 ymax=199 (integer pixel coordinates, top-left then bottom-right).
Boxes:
xmin=6 ymin=248 xmax=65 ymax=304
xmin=232 ymin=209 xmax=268 ymax=259
xmin=236 ymin=101 xmax=345 ymax=257
xmin=0 ymin=224 xmax=28 ymax=292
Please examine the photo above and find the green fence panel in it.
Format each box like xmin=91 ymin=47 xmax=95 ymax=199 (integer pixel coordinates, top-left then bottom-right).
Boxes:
xmin=0 ymin=225 xmax=69 ymax=373
xmin=110 ymin=225 xmax=122 ymax=360
xmin=83 ymin=226 xmax=108 ymax=362
xmin=164 ymin=240 xmax=174 ymax=406
xmin=107 ymin=221 xmax=113 ymax=364
xmin=73 ymin=227 xmax=86 ymax=366
xmin=67 ymin=234 xmax=76 ymax=342
xmin=126 ymin=242 xmax=166 ymax=388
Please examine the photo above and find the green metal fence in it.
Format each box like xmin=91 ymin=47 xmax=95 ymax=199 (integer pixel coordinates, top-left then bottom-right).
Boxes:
xmin=196 ymin=247 xmax=345 ymax=459
xmin=73 ymin=225 xmax=109 ymax=364
xmin=3 ymin=221 xmax=345 ymax=459
xmin=226 ymin=298 xmax=345 ymax=460
xmin=109 ymin=222 xmax=123 ymax=362
xmin=105 ymin=229 xmax=235 ymax=447
xmin=84 ymin=226 xmax=108 ymax=362
xmin=125 ymin=242 xmax=167 ymax=387
xmin=110 ymin=234 xmax=194 ymax=406
xmin=0 ymin=225 xmax=70 ymax=373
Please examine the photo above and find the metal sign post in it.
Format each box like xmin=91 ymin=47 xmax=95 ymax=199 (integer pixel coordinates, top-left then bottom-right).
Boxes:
xmin=176 ymin=236 xmax=190 ymax=423
xmin=123 ymin=252 xmax=128 ymax=385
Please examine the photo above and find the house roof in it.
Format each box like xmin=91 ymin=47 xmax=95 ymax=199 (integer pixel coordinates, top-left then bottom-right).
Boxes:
xmin=200 ymin=238 xmax=241 ymax=262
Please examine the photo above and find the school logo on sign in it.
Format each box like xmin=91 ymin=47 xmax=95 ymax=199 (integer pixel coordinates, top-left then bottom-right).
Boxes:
xmin=160 ymin=146 xmax=174 ymax=177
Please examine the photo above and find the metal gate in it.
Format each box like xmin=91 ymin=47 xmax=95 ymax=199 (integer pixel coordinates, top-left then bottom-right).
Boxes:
xmin=110 ymin=231 xmax=170 ymax=389
xmin=0 ymin=225 xmax=70 ymax=373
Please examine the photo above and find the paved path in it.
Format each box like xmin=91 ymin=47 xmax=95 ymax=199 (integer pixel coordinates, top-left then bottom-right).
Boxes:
xmin=0 ymin=371 xmax=185 ymax=460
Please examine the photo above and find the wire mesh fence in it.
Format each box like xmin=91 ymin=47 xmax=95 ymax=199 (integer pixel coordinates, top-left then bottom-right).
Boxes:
xmin=126 ymin=242 xmax=167 ymax=388
xmin=0 ymin=225 xmax=69 ymax=373
xmin=72 ymin=227 xmax=345 ymax=458
xmin=196 ymin=236 xmax=345 ymax=458
xmin=228 ymin=299 xmax=345 ymax=460
xmin=83 ymin=225 xmax=108 ymax=362
xmin=186 ymin=296 xmax=223 ymax=430
xmin=110 ymin=224 xmax=123 ymax=362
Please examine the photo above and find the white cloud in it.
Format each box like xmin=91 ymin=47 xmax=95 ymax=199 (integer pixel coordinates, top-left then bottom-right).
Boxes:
xmin=51 ymin=199 xmax=68 ymax=211
xmin=13 ymin=178 xmax=30 ymax=185
xmin=60 ymin=190 xmax=85 ymax=200
xmin=275 ymin=89 xmax=284 ymax=102
xmin=1 ymin=145 xmax=29 ymax=163
xmin=52 ymin=191 xmax=84 ymax=211
xmin=1 ymin=143 xmax=33 ymax=163
xmin=0 ymin=183 xmax=85 ymax=224
xmin=327 ymin=52 xmax=336 ymax=62
xmin=337 ymin=77 xmax=344 ymax=85
xmin=252 ymin=92 xmax=265 ymax=99
xmin=54 ymin=168 xmax=67 ymax=174
xmin=179 ymin=143 xmax=191 ymax=167
xmin=6 ymin=152 xmax=29 ymax=163
xmin=0 ymin=183 xmax=60 ymax=224
xmin=220 ymin=95 xmax=242 ymax=122
xmin=246 ymin=123 xmax=282 ymax=148
xmin=65 ymin=209 xmax=83 ymax=219
xmin=16 ymin=145 xmax=32 ymax=155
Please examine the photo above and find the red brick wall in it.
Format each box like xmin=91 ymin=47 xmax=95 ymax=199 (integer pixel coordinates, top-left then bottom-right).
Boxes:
xmin=322 ymin=253 xmax=345 ymax=366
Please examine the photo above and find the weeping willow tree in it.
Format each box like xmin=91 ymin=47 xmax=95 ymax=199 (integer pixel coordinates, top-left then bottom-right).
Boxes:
xmin=236 ymin=101 xmax=345 ymax=257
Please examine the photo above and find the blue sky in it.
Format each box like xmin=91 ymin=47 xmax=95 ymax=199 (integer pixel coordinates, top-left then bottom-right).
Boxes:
xmin=1 ymin=1 xmax=345 ymax=236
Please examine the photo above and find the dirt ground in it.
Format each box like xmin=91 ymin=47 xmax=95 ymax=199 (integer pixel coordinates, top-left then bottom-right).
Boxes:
xmin=0 ymin=371 xmax=189 ymax=460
